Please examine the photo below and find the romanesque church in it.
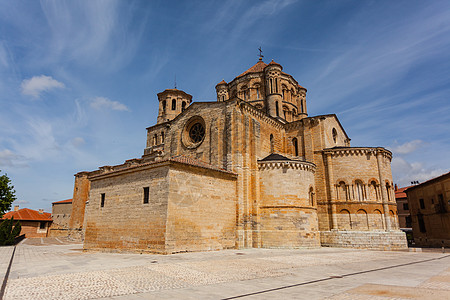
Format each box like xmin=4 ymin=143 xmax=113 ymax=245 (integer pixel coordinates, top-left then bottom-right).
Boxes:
xmin=68 ymin=58 xmax=407 ymax=253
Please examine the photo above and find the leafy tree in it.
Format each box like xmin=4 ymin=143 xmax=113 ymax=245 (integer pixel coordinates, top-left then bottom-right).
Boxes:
xmin=0 ymin=170 xmax=16 ymax=218
xmin=0 ymin=217 xmax=21 ymax=246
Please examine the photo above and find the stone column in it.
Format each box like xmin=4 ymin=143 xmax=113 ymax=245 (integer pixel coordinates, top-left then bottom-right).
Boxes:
xmin=376 ymin=151 xmax=392 ymax=231
xmin=326 ymin=153 xmax=338 ymax=230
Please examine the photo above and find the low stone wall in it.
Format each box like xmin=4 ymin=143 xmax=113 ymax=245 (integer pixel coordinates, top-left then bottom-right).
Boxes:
xmin=320 ymin=230 xmax=408 ymax=250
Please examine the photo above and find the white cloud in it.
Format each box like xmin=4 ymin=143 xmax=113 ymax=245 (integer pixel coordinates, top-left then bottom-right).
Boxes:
xmin=90 ymin=96 xmax=130 ymax=111
xmin=391 ymin=157 xmax=447 ymax=187
xmin=21 ymin=75 xmax=65 ymax=98
xmin=391 ymin=140 xmax=423 ymax=155
xmin=0 ymin=149 xmax=28 ymax=167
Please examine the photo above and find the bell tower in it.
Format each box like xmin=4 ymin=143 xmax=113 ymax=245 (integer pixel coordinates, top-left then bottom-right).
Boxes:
xmin=157 ymin=89 xmax=192 ymax=124
xmin=264 ymin=60 xmax=283 ymax=119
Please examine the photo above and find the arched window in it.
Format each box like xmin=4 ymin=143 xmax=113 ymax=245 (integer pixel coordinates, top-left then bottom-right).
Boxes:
xmin=309 ymin=187 xmax=314 ymax=206
xmin=276 ymin=101 xmax=279 ymax=116
xmin=386 ymin=182 xmax=392 ymax=201
xmin=153 ymin=134 xmax=158 ymax=146
xmin=181 ymin=101 xmax=187 ymax=112
xmin=282 ymin=89 xmax=285 ymax=100
xmin=162 ymin=100 xmax=166 ymax=113
xmin=339 ymin=181 xmax=347 ymax=200
xmin=161 ymin=132 xmax=165 ymax=144
xmin=270 ymin=134 xmax=274 ymax=153
xmin=369 ymin=181 xmax=378 ymax=201
xmin=332 ymin=128 xmax=337 ymax=143
xmin=171 ymin=99 xmax=176 ymax=110
xmin=292 ymin=138 xmax=298 ymax=156
xmin=355 ymin=180 xmax=364 ymax=201
xmin=275 ymin=78 xmax=278 ymax=93
xmin=300 ymin=100 xmax=304 ymax=113
xmin=256 ymin=88 xmax=260 ymax=99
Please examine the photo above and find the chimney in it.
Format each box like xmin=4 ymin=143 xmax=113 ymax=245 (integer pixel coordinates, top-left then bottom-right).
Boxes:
xmin=14 ymin=205 xmax=19 ymax=211
xmin=39 ymin=209 xmax=44 ymax=214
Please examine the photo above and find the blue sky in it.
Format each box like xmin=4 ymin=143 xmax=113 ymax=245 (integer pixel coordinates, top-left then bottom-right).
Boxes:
xmin=1 ymin=0 xmax=449 ymax=212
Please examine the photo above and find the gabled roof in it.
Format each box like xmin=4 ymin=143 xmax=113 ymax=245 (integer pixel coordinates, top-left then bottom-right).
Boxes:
xmin=52 ymin=199 xmax=72 ymax=204
xmin=259 ymin=153 xmax=292 ymax=161
xmin=395 ymin=186 xmax=412 ymax=199
xmin=237 ymin=59 xmax=268 ymax=78
xmin=2 ymin=208 xmax=52 ymax=221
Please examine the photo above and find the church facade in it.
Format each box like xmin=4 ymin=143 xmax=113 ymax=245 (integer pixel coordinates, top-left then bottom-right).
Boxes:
xmin=70 ymin=58 xmax=407 ymax=254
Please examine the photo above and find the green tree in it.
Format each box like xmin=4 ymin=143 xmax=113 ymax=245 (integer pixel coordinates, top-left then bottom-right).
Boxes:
xmin=0 ymin=170 xmax=16 ymax=218
xmin=0 ymin=217 xmax=21 ymax=246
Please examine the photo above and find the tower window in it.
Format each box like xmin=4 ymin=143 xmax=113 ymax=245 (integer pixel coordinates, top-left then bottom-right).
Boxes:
xmin=182 ymin=101 xmax=187 ymax=111
xmin=143 ymin=187 xmax=149 ymax=204
xmin=292 ymin=138 xmax=298 ymax=156
xmin=270 ymin=134 xmax=274 ymax=153
xmin=172 ymin=99 xmax=176 ymax=110
xmin=161 ymin=132 xmax=164 ymax=143
xmin=101 ymin=193 xmax=105 ymax=207
xmin=332 ymin=128 xmax=338 ymax=143
xmin=162 ymin=100 xmax=166 ymax=113
xmin=276 ymin=101 xmax=279 ymax=116
xmin=256 ymin=88 xmax=260 ymax=99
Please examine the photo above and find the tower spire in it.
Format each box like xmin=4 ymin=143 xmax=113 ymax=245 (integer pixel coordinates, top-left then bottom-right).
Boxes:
xmin=174 ymin=74 xmax=177 ymax=89
xmin=258 ymin=47 xmax=264 ymax=61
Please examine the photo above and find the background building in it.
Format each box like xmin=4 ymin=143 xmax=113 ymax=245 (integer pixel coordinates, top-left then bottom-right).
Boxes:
xmin=49 ymin=199 xmax=72 ymax=237
xmin=395 ymin=185 xmax=413 ymax=229
xmin=406 ymin=172 xmax=450 ymax=247
xmin=1 ymin=206 xmax=52 ymax=238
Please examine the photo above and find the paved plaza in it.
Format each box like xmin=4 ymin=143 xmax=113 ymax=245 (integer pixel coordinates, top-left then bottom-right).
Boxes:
xmin=1 ymin=238 xmax=449 ymax=299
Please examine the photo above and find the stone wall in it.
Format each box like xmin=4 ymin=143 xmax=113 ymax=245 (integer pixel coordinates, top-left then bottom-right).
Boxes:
xmin=84 ymin=165 xmax=171 ymax=253
xmin=49 ymin=202 xmax=72 ymax=237
xmin=258 ymin=160 xmax=319 ymax=248
xmin=165 ymin=165 xmax=237 ymax=253
xmin=320 ymin=230 xmax=408 ymax=250
xmin=83 ymin=160 xmax=237 ymax=254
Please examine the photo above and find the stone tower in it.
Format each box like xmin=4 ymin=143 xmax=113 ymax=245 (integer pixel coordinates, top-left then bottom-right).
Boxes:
xmin=264 ymin=60 xmax=283 ymax=119
xmin=157 ymin=89 xmax=192 ymax=124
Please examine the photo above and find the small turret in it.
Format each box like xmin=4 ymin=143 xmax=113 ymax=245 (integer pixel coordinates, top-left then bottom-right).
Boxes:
xmin=264 ymin=60 xmax=283 ymax=118
xmin=157 ymin=89 xmax=192 ymax=124
xmin=215 ymin=80 xmax=228 ymax=102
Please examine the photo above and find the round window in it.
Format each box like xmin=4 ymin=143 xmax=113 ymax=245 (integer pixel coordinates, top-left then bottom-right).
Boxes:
xmin=182 ymin=116 xmax=206 ymax=149
xmin=189 ymin=122 xmax=205 ymax=143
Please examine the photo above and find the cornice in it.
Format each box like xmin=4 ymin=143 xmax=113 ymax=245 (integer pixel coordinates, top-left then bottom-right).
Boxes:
xmin=258 ymin=160 xmax=316 ymax=173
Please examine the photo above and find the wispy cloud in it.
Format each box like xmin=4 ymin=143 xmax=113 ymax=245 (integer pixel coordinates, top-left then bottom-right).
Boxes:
xmin=0 ymin=149 xmax=28 ymax=167
xmin=392 ymin=157 xmax=447 ymax=187
xmin=90 ymin=96 xmax=130 ymax=111
xmin=391 ymin=140 xmax=423 ymax=155
xmin=21 ymin=75 xmax=65 ymax=98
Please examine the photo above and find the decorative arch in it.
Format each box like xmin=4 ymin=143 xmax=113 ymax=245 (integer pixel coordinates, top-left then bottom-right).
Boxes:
xmin=372 ymin=209 xmax=384 ymax=230
xmin=337 ymin=181 xmax=348 ymax=201
xmin=368 ymin=180 xmax=379 ymax=201
xmin=355 ymin=209 xmax=369 ymax=230
xmin=339 ymin=209 xmax=352 ymax=230
xmin=354 ymin=179 xmax=365 ymax=201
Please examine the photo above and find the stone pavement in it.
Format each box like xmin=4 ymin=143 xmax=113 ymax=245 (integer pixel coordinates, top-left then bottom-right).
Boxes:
xmin=2 ymin=238 xmax=449 ymax=299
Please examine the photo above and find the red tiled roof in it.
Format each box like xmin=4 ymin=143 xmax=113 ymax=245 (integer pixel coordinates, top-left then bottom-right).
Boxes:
xmin=267 ymin=60 xmax=282 ymax=68
xmin=216 ymin=79 xmax=227 ymax=86
xmin=52 ymin=199 xmax=72 ymax=204
xmin=237 ymin=59 xmax=268 ymax=77
xmin=2 ymin=208 xmax=52 ymax=221
xmin=395 ymin=186 xmax=413 ymax=199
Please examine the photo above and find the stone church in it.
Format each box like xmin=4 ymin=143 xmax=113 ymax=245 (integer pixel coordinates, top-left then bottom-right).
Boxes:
xmin=68 ymin=58 xmax=407 ymax=254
